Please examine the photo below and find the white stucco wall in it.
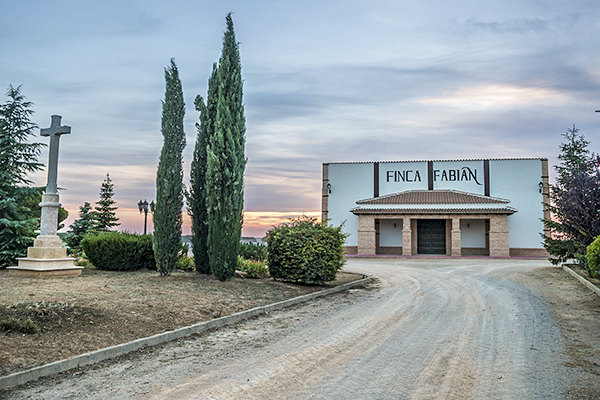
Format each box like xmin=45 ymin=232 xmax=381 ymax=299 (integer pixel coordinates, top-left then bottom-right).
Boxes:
xmin=379 ymin=219 xmax=403 ymax=247
xmin=326 ymin=163 xmax=373 ymax=246
xmin=460 ymin=219 xmax=486 ymax=248
xmin=432 ymin=160 xmax=485 ymax=193
xmin=379 ymin=161 xmax=428 ymax=195
xmin=489 ymin=159 xmax=544 ymax=248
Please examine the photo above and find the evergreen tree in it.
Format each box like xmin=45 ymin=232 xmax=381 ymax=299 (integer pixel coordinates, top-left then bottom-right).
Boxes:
xmin=154 ymin=59 xmax=186 ymax=276
xmin=205 ymin=13 xmax=246 ymax=281
xmin=188 ymin=63 xmax=218 ymax=274
xmin=0 ymin=85 xmax=44 ymax=268
xmin=93 ymin=173 xmax=119 ymax=231
xmin=543 ymin=125 xmax=600 ymax=265
xmin=65 ymin=202 xmax=95 ymax=253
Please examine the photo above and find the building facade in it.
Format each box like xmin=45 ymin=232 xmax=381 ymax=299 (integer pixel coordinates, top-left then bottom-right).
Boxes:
xmin=322 ymin=158 xmax=550 ymax=257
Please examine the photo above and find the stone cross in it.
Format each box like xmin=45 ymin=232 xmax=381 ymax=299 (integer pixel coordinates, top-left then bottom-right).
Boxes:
xmin=40 ymin=115 xmax=70 ymax=194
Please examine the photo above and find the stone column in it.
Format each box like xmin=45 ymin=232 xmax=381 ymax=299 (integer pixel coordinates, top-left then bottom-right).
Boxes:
xmin=489 ymin=215 xmax=510 ymax=257
xmin=8 ymin=115 xmax=81 ymax=278
xmin=402 ymin=217 xmax=412 ymax=255
xmin=357 ymin=215 xmax=376 ymax=255
xmin=451 ymin=217 xmax=462 ymax=256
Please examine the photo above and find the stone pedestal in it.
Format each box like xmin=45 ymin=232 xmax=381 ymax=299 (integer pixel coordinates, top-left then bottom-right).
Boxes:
xmin=8 ymin=235 xmax=81 ymax=278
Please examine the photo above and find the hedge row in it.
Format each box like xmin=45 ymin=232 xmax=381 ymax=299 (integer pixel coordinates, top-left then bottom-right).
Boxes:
xmin=81 ymin=232 xmax=155 ymax=271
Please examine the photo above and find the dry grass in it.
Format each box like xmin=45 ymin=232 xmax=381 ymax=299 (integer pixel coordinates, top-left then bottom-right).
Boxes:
xmin=0 ymin=267 xmax=361 ymax=376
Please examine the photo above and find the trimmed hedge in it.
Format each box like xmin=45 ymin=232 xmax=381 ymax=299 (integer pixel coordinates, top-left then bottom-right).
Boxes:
xmin=81 ymin=232 xmax=156 ymax=271
xmin=239 ymin=242 xmax=268 ymax=261
xmin=266 ymin=216 xmax=348 ymax=284
xmin=587 ymin=236 xmax=600 ymax=279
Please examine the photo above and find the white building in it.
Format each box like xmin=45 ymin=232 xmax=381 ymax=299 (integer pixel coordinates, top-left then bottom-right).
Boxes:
xmin=322 ymin=158 xmax=550 ymax=257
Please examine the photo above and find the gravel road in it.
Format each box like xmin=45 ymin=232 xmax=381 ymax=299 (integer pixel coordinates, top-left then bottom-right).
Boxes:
xmin=5 ymin=258 xmax=598 ymax=399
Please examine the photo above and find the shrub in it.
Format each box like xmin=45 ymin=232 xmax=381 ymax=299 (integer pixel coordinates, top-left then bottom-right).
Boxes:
xmin=81 ymin=232 xmax=156 ymax=271
xmin=266 ymin=216 xmax=348 ymax=284
xmin=176 ymin=254 xmax=195 ymax=271
xmin=237 ymin=256 xmax=269 ymax=278
xmin=239 ymin=242 xmax=268 ymax=261
xmin=0 ymin=317 xmax=40 ymax=334
xmin=587 ymin=236 xmax=600 ymax=278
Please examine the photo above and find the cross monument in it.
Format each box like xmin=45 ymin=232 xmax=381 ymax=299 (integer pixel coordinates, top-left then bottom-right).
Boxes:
xmin=8 ymin=115 xmax=82 ymax=277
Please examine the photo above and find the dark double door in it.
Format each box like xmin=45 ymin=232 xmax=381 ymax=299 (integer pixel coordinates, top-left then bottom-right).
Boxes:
xmin=417 ymin=220 xmax=446 ymax=254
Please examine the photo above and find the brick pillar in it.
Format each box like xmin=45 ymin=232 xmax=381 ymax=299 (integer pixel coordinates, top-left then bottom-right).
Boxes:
xmin=358 ymin=215 xmax=376 ymax=255
xmin=451 ymin=217 xmax=462 ymax=256
xmin=402 ymin=217 xmax=412 ymax=256
xmin=489 ymin=215 xmax=510 ymax=257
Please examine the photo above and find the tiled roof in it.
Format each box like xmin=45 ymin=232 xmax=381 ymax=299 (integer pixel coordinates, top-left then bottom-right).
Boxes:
xmin=356 ymin=190 xmax=510 ymax=205
xmin=350 ymin=207 xmax=518 ymax=215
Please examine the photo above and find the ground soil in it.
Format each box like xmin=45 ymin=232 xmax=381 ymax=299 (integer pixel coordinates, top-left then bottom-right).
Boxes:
xmin=524 ymin=266 xmax=600 ymax=399
xmin=0 ymin=268 xmax=362 ymax=377
xmin=2 ymin=260 xmax=599 ymax=399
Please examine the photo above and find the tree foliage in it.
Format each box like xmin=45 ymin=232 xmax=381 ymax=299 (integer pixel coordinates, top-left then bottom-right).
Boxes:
xmin=0 ymin=85 xmax=44 ymax=268
xmin=65 ymin=202 xmax=95 ymax=252
xmin=543 ymin=126 xmax=600 ymax=266
xmin=188 ymin=63 xmax=218 ymax=274
xmin=266 ymin=216 xmax=348 ymax=284
xmin=205 ymin=13 xmax=247 ymax=281
xmin=154 ymin=59 xmax=186 ymax=276
xmin=93 ymin=173 xmax=119 ymax=231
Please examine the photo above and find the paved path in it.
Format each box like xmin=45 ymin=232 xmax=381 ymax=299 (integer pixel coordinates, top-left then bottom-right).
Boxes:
xmin=7 ymin=258 xmax=574 ymax=399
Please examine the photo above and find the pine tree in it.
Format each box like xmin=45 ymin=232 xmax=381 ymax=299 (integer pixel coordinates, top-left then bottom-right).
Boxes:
xmin=0 ymin=85 xmax=44 ymax=268
xmin=93 ymin=173 xmax=119 ymax=231
xmin=65 ymin=202 xmax=95 ymax=253
xmin=154 ymin=59 xmax=186 ymax=276
xmin=188 ymin=63 xmax=218 ymax=274
xmin=543 ymin=125 xmax=599 ymax=265
xmin=206 ymin=13 xmax=246 ymax=281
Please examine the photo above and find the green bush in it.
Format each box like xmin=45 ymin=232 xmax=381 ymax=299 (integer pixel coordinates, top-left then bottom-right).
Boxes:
xmin=239 ymin=242 xmax=268 ymax=261
xmin=587 ymin=236 xmax=600 ymax=279
xmin=237 ymin=256 xmax=269 ymax=278
xmin=266 ymin=216 xmax=348 ymax=284
xmin=81 ymin=232 xmax=156 ymax=271
xmin=0 ymin=317 xmax=40 ymax=334
xmin=176 ymin=254 xmax=195 ymax=271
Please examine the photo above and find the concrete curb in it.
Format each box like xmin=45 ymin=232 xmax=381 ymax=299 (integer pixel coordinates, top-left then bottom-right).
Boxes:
xmin=562 ymin=264 xmax=600 ymax=298
xmin=0 ymin=276 xmax=371 ymax=391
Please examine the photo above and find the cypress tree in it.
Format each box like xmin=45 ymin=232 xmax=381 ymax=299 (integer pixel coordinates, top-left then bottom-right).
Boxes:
xmin=93 ymin=173 xmax=120 ymax=231
xmin=206 ymin=13 xmax=246 ymax=280
xmin=154 ymin=59 xmax=186 ymax=276
xmin=189 ymin=63 xmax=218 ymax=274
xmin=0 ymin=85 xmax=44 ymax=268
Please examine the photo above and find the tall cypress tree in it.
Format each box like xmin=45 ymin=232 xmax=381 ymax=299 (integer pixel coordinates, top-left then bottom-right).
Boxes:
xmin=154 ymin=59 xmax=186 ymax=276
xmin=206 ymin=13 xmax=246 ymax=280
xmin=0 ymin=85 xmax=44 ymax=268
xmin=189 ymin=63 xmax=218 ymax=274
xmin=93 ymin=173 xmax=119 ymax=231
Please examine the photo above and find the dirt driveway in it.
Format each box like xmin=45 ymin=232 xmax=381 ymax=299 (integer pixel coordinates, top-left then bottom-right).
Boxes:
xmin=4 ymin=258 xmax=600 ymax=399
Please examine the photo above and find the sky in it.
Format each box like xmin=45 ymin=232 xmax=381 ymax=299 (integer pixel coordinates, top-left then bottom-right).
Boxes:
xmin=1 ymin=0 xmax=599 ymax=237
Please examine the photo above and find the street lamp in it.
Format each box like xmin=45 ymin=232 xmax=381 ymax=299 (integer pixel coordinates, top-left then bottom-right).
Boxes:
xmin=138 ymin=199 xmax=155 ymax=235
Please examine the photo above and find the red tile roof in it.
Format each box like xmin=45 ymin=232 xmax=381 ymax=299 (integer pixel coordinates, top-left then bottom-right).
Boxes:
xmin=356 ymin=190 xmax=510 ymax=205
xmin=350 ymin=207 xmax=517 ymax=215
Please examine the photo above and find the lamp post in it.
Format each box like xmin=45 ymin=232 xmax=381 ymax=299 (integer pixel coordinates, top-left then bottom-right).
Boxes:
xmin=138 ymin=199 xmax=155 ymax=235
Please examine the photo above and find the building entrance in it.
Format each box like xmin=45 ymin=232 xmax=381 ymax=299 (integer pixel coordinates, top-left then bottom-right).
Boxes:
xmin=417 ymin=219 xmax=446 ymax=254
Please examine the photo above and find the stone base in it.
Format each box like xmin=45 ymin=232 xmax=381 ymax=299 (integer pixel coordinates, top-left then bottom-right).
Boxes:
xmin=8 ymin=234 xmax=81 ymax=278
xmin=7 ymin=265 xmax=83 ymax=278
